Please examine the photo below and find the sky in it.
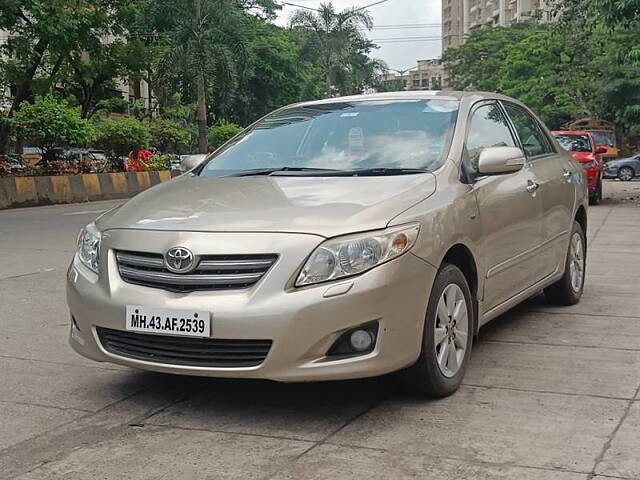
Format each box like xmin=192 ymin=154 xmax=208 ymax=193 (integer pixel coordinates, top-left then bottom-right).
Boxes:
xmin=273 ymin=0 xmax=443 ymax=72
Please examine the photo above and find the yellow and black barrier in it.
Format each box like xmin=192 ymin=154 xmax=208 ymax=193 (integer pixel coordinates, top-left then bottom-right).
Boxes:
xmin=0 ymin=171 xmax=176 ymax=210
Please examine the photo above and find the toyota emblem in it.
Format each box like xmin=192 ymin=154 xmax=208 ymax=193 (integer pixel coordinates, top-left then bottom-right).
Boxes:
xmin=165 ymin=247 xmax=196 ymax=273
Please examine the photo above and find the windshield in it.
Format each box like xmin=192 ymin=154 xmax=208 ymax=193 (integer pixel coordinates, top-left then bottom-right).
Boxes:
xmin=590 ymin=131 xmax=615 ymax=147
xmin=198 ymin=99 xmax=459 ymax=177
xmin=89 ymin=152 xmax=107 ymax=161
xmin=555 ymin=134 xmax=592 ymax=153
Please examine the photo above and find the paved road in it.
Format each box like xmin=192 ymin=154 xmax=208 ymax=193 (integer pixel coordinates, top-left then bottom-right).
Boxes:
xmin=1 ymin=181 xmax=640 ymax=479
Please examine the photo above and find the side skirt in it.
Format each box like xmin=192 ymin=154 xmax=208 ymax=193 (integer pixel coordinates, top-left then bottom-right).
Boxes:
xmin=478 ymin=269 xmax=564 ymax=327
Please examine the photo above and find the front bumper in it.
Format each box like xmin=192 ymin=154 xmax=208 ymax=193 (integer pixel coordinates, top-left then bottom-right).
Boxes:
xmin=67 ymin=229 xmax=437 ymax=382
xmin=583 ymin=167 xmax=600 ymax=190
xmin=602 ymin=166 xmax=618 ymax=179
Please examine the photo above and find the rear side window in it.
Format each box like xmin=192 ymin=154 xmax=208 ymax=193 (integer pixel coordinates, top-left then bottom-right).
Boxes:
xmin=465 ymin=102 xmax=516 ymax=172
xmin=503 ymin=103 xmax=554 ymax=158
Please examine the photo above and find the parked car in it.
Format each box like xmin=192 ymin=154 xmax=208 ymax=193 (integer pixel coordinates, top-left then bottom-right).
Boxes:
xmin=602 ymin=154 xmax=640 ymax=181
xmin=564 ymin=118 xmax=619 ymax=160
xmin=68 ymin=92 xmax=588 ymax=398
xmin=2 ymin=154 xmax=28 ymax=174
xmin=0 ymin=154 xmax=26 ymax=175
xmin=179 ymin=154 xmax=207 ymax=172
xmin=552 ymin=130 xmax=606 ymax=204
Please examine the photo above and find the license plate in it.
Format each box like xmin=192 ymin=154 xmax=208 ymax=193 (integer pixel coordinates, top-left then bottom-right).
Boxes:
xmin=125 ymin=305 xmax=210 ymax=337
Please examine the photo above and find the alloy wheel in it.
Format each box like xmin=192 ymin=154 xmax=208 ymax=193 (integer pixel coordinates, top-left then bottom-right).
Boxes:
xmin=434 ymin=284 xmax=469 ymax=378
xmin=568 ymin=232 xmax=585 ymax=293
xmin=619 ymin=167 xmax=634 ymax=182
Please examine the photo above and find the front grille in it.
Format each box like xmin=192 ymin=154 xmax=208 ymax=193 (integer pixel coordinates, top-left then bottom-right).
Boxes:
xmin=115 ymin=250 xmax=277 ymax=292
xmin=97 ymin=328 xmax=272 ymax=367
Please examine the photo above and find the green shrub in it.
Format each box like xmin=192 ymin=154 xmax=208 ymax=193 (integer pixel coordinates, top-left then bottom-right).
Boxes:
xmin=147 ymin=153 xmax=173 ymax=171
xmin=208 ymin=121 xmax=243 ymax=150
xmin=94 ymin=117 xmax=151 ymax=157
xmin=11 ymin=94 xmax=95 ymax=155
xmin=149 ymin=119 xmax=190 ymax=153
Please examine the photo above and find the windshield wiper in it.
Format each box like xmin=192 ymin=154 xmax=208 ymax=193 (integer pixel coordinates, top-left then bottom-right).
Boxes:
xmin=225 ymin=167 xmax=343 ymax=177
xmin=336 ymin=168 xmax=430 ymax=176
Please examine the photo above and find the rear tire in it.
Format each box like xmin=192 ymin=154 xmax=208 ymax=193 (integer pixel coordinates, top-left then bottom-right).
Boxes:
xmin=544 ymin=221 xmax=586 ymax=306
xmin=398 ymin=264 xmax=474 ymax=398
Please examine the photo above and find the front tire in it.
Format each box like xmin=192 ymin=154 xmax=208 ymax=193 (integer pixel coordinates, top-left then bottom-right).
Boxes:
xmin=589 ymin=180 xmax=602 ymax=205
xmin=398 ymin=263 xmax=474 ymax=398
xmin=544 ymin=221 xmax=586 ymax=306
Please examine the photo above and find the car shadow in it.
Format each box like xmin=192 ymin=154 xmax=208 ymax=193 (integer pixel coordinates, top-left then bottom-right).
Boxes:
xmin=103 ymin=294 xmax=551 ymax=425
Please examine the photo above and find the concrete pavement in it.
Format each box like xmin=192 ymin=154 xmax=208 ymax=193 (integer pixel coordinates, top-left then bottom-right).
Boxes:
xmin=1 ymin=181 xmax=640 ymax=479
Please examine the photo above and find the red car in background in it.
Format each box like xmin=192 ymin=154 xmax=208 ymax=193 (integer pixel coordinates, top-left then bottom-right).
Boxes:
xmin=553 ymin=130 xmax=607 ymax=205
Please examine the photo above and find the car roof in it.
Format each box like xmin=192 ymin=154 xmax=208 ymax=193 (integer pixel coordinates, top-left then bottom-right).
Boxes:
xmin=296 ymin=90 xmax=516 ymax=106
xmin=552 ymin=130 xmax=592 ymax=136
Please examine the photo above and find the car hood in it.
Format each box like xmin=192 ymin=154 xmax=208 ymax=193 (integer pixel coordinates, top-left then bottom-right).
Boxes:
xmin=96 ymin=174 xmax=437 ymax=237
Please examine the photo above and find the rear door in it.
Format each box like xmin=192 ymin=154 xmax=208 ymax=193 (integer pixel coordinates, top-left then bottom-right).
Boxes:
xmin=465 ymin=101 xmax=545 ymax=310
xmin=502 ymin=102 xmax=575 ymax=277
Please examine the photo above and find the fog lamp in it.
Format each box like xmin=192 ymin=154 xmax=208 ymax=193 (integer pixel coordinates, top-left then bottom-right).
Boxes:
xmin=350 ymin=329 xmax=375 ymax=352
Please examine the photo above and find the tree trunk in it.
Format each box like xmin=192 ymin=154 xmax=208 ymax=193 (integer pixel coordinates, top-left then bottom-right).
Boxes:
xmin=197 ymin=73 xmax=208 ymax=154
xmin=0 ymin=38 xmax=49 ymax=153
xmin=195 ymin=0 xmax=208 ymax=154
xmin=0 ymin=125 xmax=11 ymax=155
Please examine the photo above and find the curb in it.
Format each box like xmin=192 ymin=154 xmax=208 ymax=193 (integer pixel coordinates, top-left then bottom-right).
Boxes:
xmin=0 ymin=171 xmax=175 ymax=210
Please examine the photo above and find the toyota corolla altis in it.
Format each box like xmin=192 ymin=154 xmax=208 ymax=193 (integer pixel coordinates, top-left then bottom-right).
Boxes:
xmin=67 ymin=91 xmax=588 ymax=397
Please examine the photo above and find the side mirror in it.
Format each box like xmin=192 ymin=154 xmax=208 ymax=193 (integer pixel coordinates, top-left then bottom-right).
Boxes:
xmin=477 ymin=147 xmax=525 ymax=175
xmin=180 ymin=154 xmax=207 ymax=173
xmin=595 ymin=146 xmax=608 ymax=154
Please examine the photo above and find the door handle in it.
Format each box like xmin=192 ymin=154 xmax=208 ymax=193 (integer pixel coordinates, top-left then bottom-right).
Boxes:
xmin=526 ymin=180 xmax=540 ymax=194
xmin=563 ymin=170 xmax=572 ymax=181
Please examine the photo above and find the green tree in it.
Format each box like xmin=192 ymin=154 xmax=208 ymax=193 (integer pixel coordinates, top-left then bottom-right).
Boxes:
xmin=60 ymin=40 xmax=143 ymax=119
xmin=94 ymin=117 xmax=150 ymax=157
xmin=289 ymin=2 xmax=380 ymax=95
xmin=442 ymin=22 xmax=541 ymax=92
xmin=497 ymin=32 xmax=587 ymax=128
xmin=136 ymin=0 xmax=278 ymax=154
xmin=208 ymin=121 xmax=243 ymax=150
xmin=228 ymin=23 xmax=324 ymax=125
xmin=0 ymin=0 xmax=138 ymax=152
xmin=551 ymin=0 xmax=640 ymax=135
xmin=11 ymin=94 xmax=95 ymax=157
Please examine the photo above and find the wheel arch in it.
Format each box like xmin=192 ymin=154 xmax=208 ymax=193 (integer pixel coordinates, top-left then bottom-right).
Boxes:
xmin=441 ymin=244 xmax=480 ymax=336
xmin=575 ymin=205 xmax=587 ymax=237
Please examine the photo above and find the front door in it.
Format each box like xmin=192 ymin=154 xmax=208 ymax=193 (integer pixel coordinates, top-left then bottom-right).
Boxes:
xmin=465 ymin=102 xmax=544 ymax=311
xmin=502 ymin=102 xmax=576 ymax=277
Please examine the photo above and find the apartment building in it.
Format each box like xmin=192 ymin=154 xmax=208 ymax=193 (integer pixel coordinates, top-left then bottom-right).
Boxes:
xmin=442 ymin=0 xmax=552 ymax=52
xmin=407 ymin=60 xmax=444 ymax=90
xmin=1 ymin=29 xmax=11 ymax=109
xmin=381 ymin=59 xmax=444 ymax=92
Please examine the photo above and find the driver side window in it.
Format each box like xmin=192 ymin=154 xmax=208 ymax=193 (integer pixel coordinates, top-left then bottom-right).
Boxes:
xmin=463 ymin=103 xmax=516 ymax=179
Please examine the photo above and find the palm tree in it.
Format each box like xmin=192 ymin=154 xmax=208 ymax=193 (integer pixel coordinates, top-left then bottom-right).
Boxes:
xmin=147 ymin=0 xmax=245 ymax=153
xmin=289 ymin=2 xmax=375 ymax=96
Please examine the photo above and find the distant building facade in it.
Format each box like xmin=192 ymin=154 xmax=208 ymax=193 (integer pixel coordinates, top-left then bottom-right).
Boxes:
xmin=442 ymin=0 xmax=552 ymax=52
xmin=381 ymin=59 xmax=444 ymax=92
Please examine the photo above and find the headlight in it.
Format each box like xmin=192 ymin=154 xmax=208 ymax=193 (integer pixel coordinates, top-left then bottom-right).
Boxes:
xmin=296 ymin=224 xmax=420 ymax=287
xmin=582 ymin=160 xmax=597 ymax=169
xmin=77 ymin=223 xmax=101 ymax=273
